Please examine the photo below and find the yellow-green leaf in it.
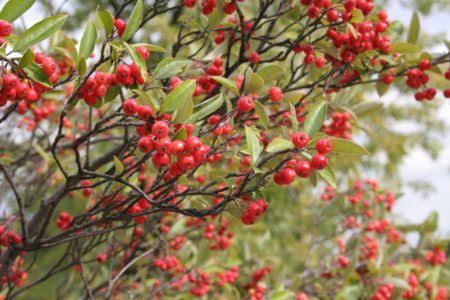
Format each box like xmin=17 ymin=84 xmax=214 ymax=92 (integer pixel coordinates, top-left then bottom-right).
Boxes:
xmin=120 ymin=0 xmax=143 ymax=41
xmin=161 ymin=79 xmax=196 ymax=113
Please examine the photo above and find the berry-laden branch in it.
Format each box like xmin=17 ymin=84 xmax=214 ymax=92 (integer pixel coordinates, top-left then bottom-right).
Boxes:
xmin=0 ymin=0 xmax=448 ymax=298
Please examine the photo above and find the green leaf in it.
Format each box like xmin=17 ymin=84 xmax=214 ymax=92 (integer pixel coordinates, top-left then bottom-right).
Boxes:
xmin=380 ymin=278 xmax=410 ymax=290
xmin=350 ymin=9 xmax=364 ymax=23
xmin=266 ymin=138 xmax=294 ymax=153
xmin=161 ymin=79 xmax=196 ymax=113
xmin=124 ymin=42 xmax=147 ymax=77
xmin=14 ymin=15 xmax=68 ymax=51
xmin=113 ymin=156 xmax=124 ymax=174
xmin=289 ymin=103 xmax=299 ymax=132
xmin=245 ymin=126 xmax=262 ymax=165
xmin=352 ymin=101 xmax=383 ymax=117
xmin=79 ymin=20 xmax=97 ymax=59
xmin=23 ymin=63 xmax=52 ymax=88
xmin=77 ymin=57 xmax=87 ymax=78
xmin=376 ymin=80 xmax=389 ymax=97
xmin=0 ymin=0 xmax=35 ymax=22
xmin=61 ymin=32 xmax=79 ymax=63
xmin=336 ymin=284 xmax=363 ymax=300
xmin=317 ymin=166 xmax=337 ymax=188
xmin=173 ymin=95 xmax=193 ymax=124
xmin=256 ymin=65 xmax=285 ymax=82
xmin=309 ymin=171 xmax=318 ymax=187
xmin=188 ymin=94 xmax=224 ymax=123
xmin=211 ymin=76 xmax=239 ymax=94
xmin=152 ymin=57 xmax=190 ymax=80
xmin=303 ymin=101 xmax=327 ymax=136
xmin=407 ymin=11 xmax=420 ymax=44
xmin=391 ymin=42 xmax=420 ymax=54
xmin=244 ymin=69 xmax=264 ymax=94
xmin=254 ymin=100 xmax=269 ymax=129
xmin=96 ymin=9 xmax=114 ymax=36
xmin=104 ymin=85 xmax=120 ymax=104
xmin=330 ymin=138 xmax=370 ymax=155
xmin=173 ymin=127 xmax=187 ymax=141
xmin=420 ymin=211 xmax=438 ymax=233
xmin=133 ymin=89 xmax=160 ymax=111
xmin=120 ymin=0 xmax=143 ymax=41
xmin=268 ymin=283 xmax=291 ymax=300
xmin=18 ymin=48 xmax=35 ymax=70
xmin=132 ymin=43 xmax=168 ymax=53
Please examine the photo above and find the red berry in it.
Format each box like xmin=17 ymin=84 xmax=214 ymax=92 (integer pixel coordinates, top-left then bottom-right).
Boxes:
xmin=268 ymin=86 xmax=283 ymax=102
xmin=223 ymin=2 xmax=236 ymax=14
xmin=237 ymin=96 xmax=254 ymax=113
xmin=248 ymin=52 xmax=260 ymax=64
xmin=97 ymin=253 xmax=108 ymax=263
xmin=170 ymin=140 xmax=186 ymax=156
xmin=444 ymin=89 xmax=450 ymax=98
xmin=138 ymin=137 xmax=155 ymax=153
xmin=185 ymin=136 xmax=202 ymax=153
xmin=136 ymin=47 xmax=150 ymax=60
xmin=123 ymin=98 xmax=139 ymax=115
xmin=152 ymin=121 xmax=170 ymax=138
xmin=137 ymin=105 xmax=153 ymax=120
xmin=184 ymin=0 xmax=196 ymax=8
xmin=295 ymin=161 xmax=312 ymax=178
xmin=307 ymin=6 xmax=320 ymax=19
xmin=315 ymin=138 xmax=332 ymax=154
xmin=0 ymin=20 xmax=12 ymax=37
xmin=291 ymin=132 xmax=309 ymax=149
xmin=310 ymin=154 xmax=328 ymax=170
xmin=327 ymin=9 xmax=339 ymax=22
xmin=178 ymin=154 xmax=196 ymax=170
xmin=382 ymin=75 xmax=394 ymax=85
xmin=419 ymin=59 xmax=431 ymax=71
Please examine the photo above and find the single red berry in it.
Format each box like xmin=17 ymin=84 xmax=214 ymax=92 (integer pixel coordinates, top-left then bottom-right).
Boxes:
xmin=315 ymin=138 xmax=333 ymax=154
xmin=444 ymin=89 xmax=450 ymax=98
xmin=0 ymin=20 xmax=12 ymax=37
xmin=138 ymin=137 xmax=155 ymax=153
xmin=136 ymin=47 xmax=150 ymax=60
xmin=307 ymin=6 xmax=320 ymax=19
xmin=123 ymin=98 xmax=139 ymax=115
xmin=184 ymin=0 xmax=197 ymax=8
xmin=178 ymin=154 xmax=196 ymax=170
xmin=152 ymin=121 xmax=170 ymax=138
xmin=291 ymin=132 xmax=309 ymax=149
xmin=382 ymin=75 xmax=394 ymax=85
xmin=327 ymin=9 xmax=339 ymax=22
xmin=268 ymin=86 xmax=283 ymax=102
xmin=170 ymin=140 xmax=186 ymax=156
xmin=223 ymin=2 xmax=236 ymax=14
xmin=418 ymin=59 xmax=431 ymax=71
xmin=295 ymin=161 xmax=312 ymax=178
xmin=185 ymin=136 xmax=202 ymax=153
xmin=237 ymin=96 xmax=254 ymax=113
xmin=310 ymin=154 xmax=328 ymax=170
xmin=248 ymin=52 xmax=260 ymax=64
xmin=97 ymin=253 xmax=108 ymax=263
xmin=137 ymin=105 xmax=153 ymax=120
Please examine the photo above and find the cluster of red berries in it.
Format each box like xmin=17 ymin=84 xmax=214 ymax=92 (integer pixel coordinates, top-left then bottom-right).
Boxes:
xmin=193 ymin=57 xmax=223 ymax=96
xmin=204 ymin=217 xmax=233 ymax=250
xmin=114 ymin=18 xmax=127 ymax=37
xmin=188 ymin=272 xmax=211 ymax=296
xmin=56 ymin=212 xmax=73 ymax=230
xmin=361 ymin=235 xmax=379 ymax=260
xmin=0 ymin=225 xmax=22 ymax=247
xmin=293 ymin=44 xmax=326 ymax=68
xmin=183 ymin=0 xmax=217 ymax=15
xmin=424 ymin=247 xmax=446 ymax=265
xmin=128 ymin=198 xmax=151 ymax=224
xmin=320 ymin=186 xmax=335 ymax=201
xmin=153 ymin=255 xmax=181 ymax=271
xmin=216 ymin=266 xmax=239 ymax=287
xmin=169 ymin=235 xmax=186 ymax=251
xmin=241 ymin=199 xmax=268 ymax=225
xmin=402 ymin=272 xmax=419 ymax=298
xmin=323 ymin=112 xmax=352 ymax=139
xmin=0 ymin=256 xmax=27 ymax=288
xmin=371 ymin=283 xmax=394 ymax=300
